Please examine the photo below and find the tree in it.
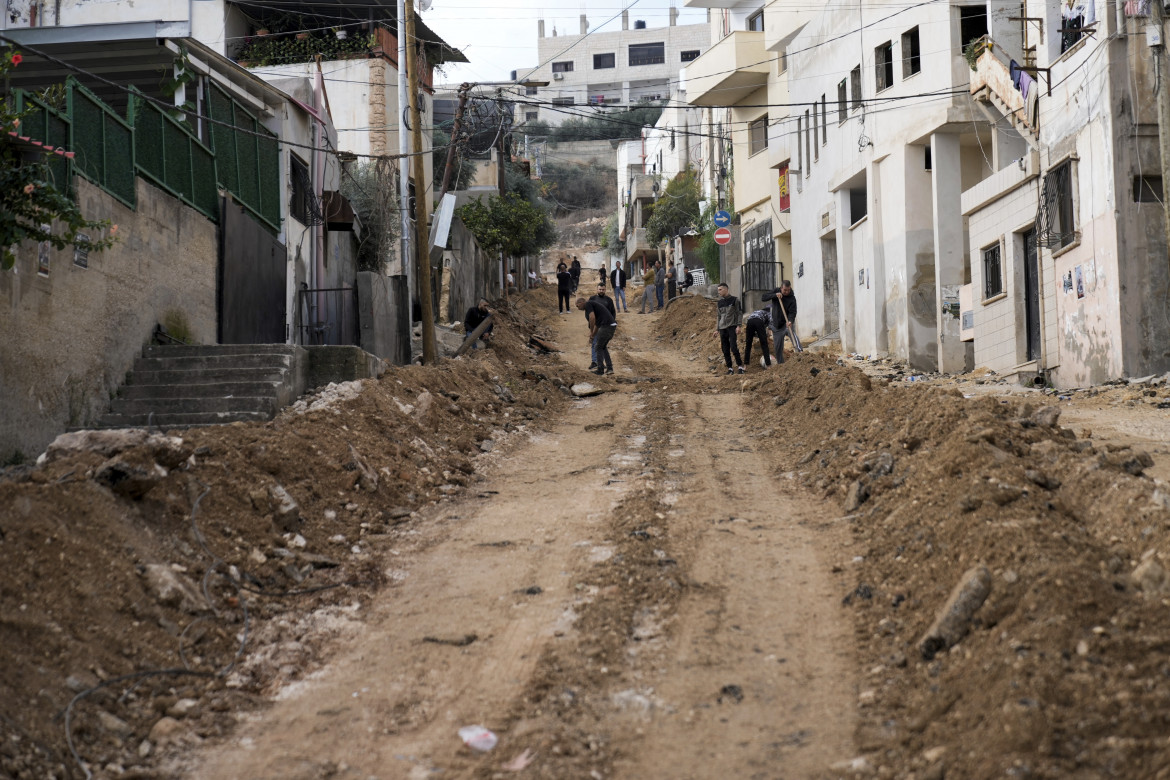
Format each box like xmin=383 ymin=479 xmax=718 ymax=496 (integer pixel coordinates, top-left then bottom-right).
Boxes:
xmin=696 ymin=202 xmax=726 ymax=283
xmin=600 ymin=210 xmax=620 ymax=253
xmin=432 ymin=126 xmax=477 ymax=193
xmin=539 ymin=161 xmax=614 ymax=214
xmin=457 ymin=192 xmax=556 ymax=258
xmin=644 ymin=168 xmax=700 ymax=245
xmin=339 ymin=160 xmax=397 ymax=272
xmin=2 ymin=51 xmax=117 ymax=270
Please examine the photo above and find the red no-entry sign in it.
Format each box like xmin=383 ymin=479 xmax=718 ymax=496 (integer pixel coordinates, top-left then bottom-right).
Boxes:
xmin=713 ymin=227 xmax=732 ymax=245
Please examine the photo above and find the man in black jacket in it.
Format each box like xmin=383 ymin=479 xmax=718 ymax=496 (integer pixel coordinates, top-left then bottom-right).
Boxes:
xmin=610 ymin=261 xmax=629 ymax=312
xmin=463 ymin=298 xmax=494 ymax=350
xmin=762 ymin=281 xmax=802 ymax=363
xmin=577 ymin=295 xmax=616 ymax=375
xmin=556 ymin=262 xmax=573 ymax=313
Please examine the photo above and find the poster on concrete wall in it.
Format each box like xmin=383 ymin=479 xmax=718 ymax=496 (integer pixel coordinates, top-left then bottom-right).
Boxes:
xmin=777 ymin=164 xmax=790 ymax=213
xmin=1075 ymin=265 xmax=1084 ymax=299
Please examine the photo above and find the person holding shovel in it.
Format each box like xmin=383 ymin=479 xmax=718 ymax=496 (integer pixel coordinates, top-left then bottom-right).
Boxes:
xmin=763 ymin=281 xmax=802 ymax=364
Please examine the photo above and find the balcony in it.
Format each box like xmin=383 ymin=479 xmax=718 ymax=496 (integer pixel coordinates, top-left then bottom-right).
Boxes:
xmin=629 ymin=174 xmax=657 ymax=202
xmin=625 ymin=227 xmax=656 ymax=263
xmin=684 ymin=31 xmax=769 ymax=106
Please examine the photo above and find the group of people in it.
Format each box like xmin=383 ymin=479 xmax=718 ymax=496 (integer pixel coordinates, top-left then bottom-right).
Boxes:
xmin=714 ymin=280 xmax=801 ymax=375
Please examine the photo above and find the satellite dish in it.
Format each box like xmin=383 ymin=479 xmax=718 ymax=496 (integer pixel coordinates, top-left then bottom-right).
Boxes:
xmin=419 ymin=0 xmax=433 ymax=10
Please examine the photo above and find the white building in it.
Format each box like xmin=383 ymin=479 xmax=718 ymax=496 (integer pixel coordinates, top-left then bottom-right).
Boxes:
xmin=517 ymin=10 xmax=710 ymax=126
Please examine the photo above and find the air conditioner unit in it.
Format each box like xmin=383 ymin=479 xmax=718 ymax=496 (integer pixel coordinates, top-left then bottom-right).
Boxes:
xmin=552 ymin=72 xmax=564 ymax=80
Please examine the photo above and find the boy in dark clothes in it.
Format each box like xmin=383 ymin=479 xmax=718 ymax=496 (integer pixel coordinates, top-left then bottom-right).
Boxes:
xmin=577 ymin=296 xmax=616 ymax=375
xmin=556 ymin=262 xmax=573 ymax=313
xmin=714 ymin=283 xmax=744 ymax=375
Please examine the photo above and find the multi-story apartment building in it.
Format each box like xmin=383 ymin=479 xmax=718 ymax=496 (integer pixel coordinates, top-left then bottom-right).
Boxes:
xmin=516 ymin=10 xmax=709 ymax=126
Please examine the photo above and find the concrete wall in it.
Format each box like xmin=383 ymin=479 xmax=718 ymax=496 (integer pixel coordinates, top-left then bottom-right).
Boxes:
xmin=0 ymin=177 xmax=217 ymax=462
xmin=542 ymin=139 xmax=621 ymax=167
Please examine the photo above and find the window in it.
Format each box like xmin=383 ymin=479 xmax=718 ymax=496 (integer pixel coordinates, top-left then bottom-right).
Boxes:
xmin=812 ymin=105 xmax=818 ymax=161
xmin=958 ymin=6 xmax=988 ymax=54
xmin=1040 ymin=160 xmax=1076 ymax=248
xmin=593 ymin=52 xmax=615 ymax=69
xmin=982 ymin=241 xmax=1003 ymax=299
xmin=629 ymin=42 xmax=665 ymax=66
xmin=1135 ymin=175 xmax=1163 ymax=202
xmin=290 ymin=153 xmax=311 ymax=224
xmin=805 ymin=110 xmax=812 ymax=171
xmin=525 ymin=111 xmax=538 ymax=122
xmin=777 ymin=51 xmax=788 ymax=74
xmin=681 ymin=50 xmax=700 ymax=62
xmin=902 ymin=27 xmax=921 ymax=77
xmin=551 ymin=96 xmax=575 ymax=106
xmin=925 ymin=146 xmax=932 ymax=171
xmin=749 ymin=116 xmax=768 ymax=156
xmin=849 ymin=184 xmax=868 ymax=224
xmin=850 ymin=65 xmax=862 ymax=110
xmin=747 ymin=9 xmax=765 ymax=31
xmin=837 ymin=79 xmax=848 ymax=124
xmin=821 ymin=95 xmax=828 ymax=143
xmin=552 ymin=61 xmax=574 ymax=73
xmin=875 ymin=41 xmax=894 ymax=92
xmin=670 ymin=129 xmax=676 ymax=150
xmin=796 ymin=115 xmax=803 ymax=173
xmin=525 ymin=86 xmax=538 ymax=96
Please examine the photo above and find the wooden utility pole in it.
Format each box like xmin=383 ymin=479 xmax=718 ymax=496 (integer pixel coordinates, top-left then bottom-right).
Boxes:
xmin=438 ymin=82 xmax=472 ymax=199
xmin=1152 ymin=3 xmax=1170 ymax=263
xmin=405 ymin=0 xmax=437 ymax=364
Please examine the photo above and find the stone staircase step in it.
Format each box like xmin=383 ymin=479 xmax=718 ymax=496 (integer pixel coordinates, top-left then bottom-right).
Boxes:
xmin=95 ymin=410 xmax=272 ymax=429
xmin=127 ymin=366 xmax=290 ymax=386
xmin=134 ymin=353 xmax=293 ymax=373
xmin=117 ymin=381 xmax=285 ymax=401
xmin=143 ymin=344 xmax=298 ymax=358
xmin=107 ymin=395 xmax=277 ymax=417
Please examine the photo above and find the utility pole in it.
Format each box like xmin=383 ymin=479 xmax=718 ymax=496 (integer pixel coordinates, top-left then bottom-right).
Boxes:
xmin=396 ymin=0 xmax=413 ymax=361
xmin=1150 ymin=3 xmax=1170 ymax=263
xmin=438 ymin=82 xmax=472 ymax=198
xmin=405 ymin=0 xmax=437 ymax=364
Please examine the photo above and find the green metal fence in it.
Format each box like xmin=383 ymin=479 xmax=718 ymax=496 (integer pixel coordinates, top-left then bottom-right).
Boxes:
xmin=13 ymin=90 xmax=72 ymax=195
xmin=130 ymin=93 xmax=219 ymax=220
xmin=208 ymin=83 xmax=281 ymax=231
xmin=69 ymin=79 xmax=136 ymax=208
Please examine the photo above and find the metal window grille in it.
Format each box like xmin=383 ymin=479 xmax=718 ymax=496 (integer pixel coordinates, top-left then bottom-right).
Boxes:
xmin=983 ymin=242 xmax=1003 ymax=299
xmin=69 ymin=79 xmax=136 ymax=208
xmin=875 ymin=42 xmax=894 ymax=91
xmin=289 ymin=154 xmax=324 ymax=226
xmin=130 ymin=92 xmax=218 ymax=220
xmin=208 ymin=83 xmax=281 ymax=231
xmin=1038 ymin=162 xmax=1075 ymax=249
xmin=749 ymin=117 xmax=768 ymax=156
xmin=629 ymin=43 xmax=665 ymax=66
xmin=742 ymin=220 xmax=777 ymax=292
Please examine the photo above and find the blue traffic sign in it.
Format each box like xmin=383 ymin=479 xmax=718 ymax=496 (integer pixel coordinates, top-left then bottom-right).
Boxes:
xmin=713 ymin=210 xmax=732 ymax=227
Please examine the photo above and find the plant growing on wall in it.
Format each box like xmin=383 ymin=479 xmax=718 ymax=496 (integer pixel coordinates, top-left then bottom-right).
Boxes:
xmin=457 ymin=192 xmax=556 ymax=259
xmin=696 ymin=202 xmax=727 ymax=283
xmin=644 ymin=168 xmax=700 ymax=245
xmin=235 ymin=32 xmax=376 ymax=67
xmin=340 ymin=160 xmax=398 ymax=273
xmin=1 ymin=51 xmax=117 ymax=271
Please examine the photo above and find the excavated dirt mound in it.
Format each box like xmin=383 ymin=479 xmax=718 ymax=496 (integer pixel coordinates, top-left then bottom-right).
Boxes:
xmin=0 ymin=294 xmax=575 ymax=780
xmin=648 ymin=309 xmax=1170 ymax=778
xmin=743 ymin=357 xmax=1170 ymax=779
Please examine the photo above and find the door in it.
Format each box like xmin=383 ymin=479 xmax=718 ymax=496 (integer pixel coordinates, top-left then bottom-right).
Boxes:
xmin=821 ymin=237 xmax=840 ymax=334
xmin=1023 ymin=227 xmax=1040 ymax=361
xmin=220 ymin=199 xmax=288 ymax=344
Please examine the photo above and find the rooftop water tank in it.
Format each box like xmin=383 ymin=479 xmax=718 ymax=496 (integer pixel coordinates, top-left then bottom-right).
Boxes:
xmin=634 ymin=19 xmax=647 ymax=29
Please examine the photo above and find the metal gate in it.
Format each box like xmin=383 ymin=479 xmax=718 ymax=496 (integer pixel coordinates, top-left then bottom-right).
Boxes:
xmin=298 ymin=286 xmax=359 ymax=346
xmin=219 ymin=199 xmax=287 ymax=344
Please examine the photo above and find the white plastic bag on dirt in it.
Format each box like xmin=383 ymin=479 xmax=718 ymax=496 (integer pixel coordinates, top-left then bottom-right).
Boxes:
xmin=458 ymin=725 xmax=498 ymax=752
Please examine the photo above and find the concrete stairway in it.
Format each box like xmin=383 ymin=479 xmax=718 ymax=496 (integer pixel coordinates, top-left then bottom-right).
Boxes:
xmin=98 ymin=344 xmax=303 ymax=429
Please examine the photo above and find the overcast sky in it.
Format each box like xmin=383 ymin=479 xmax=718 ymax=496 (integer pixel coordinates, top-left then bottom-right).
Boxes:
xmin=421 ymin=1 xmax=707 ymax=84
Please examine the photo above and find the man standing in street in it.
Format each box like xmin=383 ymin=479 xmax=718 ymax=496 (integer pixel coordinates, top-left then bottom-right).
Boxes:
xmin=587 ymin=282 xmax=617 ymax=370
xmin=763 ymin=281 xmax=802 ymax=363
xmin=610 ymin=261 xmax=629 ymax=312
xmin=570 ymin=257 xmax=582 ymax=293
xmin=639 ymin=262 xmax=657 ymax=314
xmin=714 ymin=283 xmax=744 ymax=374
xmin=654 ymin=259 xmax=666 ymax=311
xmin=577 ymin=296 xmax=616 ymax=376
xmin=556 ymin=262 xmax=573 ymax=314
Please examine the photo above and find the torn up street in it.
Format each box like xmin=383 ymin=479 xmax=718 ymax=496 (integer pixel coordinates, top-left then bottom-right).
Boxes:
xmin=5 ymin=289 xmax=1170 ymax=779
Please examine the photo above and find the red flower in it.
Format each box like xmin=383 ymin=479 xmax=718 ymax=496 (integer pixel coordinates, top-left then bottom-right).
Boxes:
xmin=10 ymin=54 xmax=22 ymax=66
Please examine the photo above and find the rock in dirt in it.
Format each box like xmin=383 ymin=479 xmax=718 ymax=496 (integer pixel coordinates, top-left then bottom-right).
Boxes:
xmin=97 ymin=710 xmax=132 ymax=737
xmin=918 ymin=565 xmax=992 ymax=660
xmin=571 ymin=383 xmax=604 ymax=397
xmin=142 ymin=564 xmax=209 ymax=614
xmin=1024 ymin=469 xmax=1061 ymax=490
xmin=1131 ymin=558 xmax=1168 ymax=595
xmin=269 ymin=485 xmax=301 ymax=533
xmin=1032 ymin=405 xmax=1061 ymax=427
xmin=94 ymin=456 xmax=168 ymax=499
xmin=148 ymin=716 xmax=188 ymax=743
xmin=844 ymin=480 xmax=870 ymax=512
xmin=39 ymin=429 xmax=187 ymax=466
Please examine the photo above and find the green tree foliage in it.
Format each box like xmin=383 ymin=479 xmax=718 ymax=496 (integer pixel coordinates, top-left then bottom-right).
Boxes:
xmin=339 ymin=161 xmax=397 ymax=272
xmin=457 ymin=192 xmax=556 ymax=258
xmin=600 ymin=210 xmax=620 ymax=252
xmin=432 ymin=127 xmax=477 ymax=193
xmin=539 ymin=160 xmax=614 ymax=214
xmin=524 ymin=106 xmax=663 ymax=143
xmin=644 ymin=168 xmax=701 ymax=245
xmin=2 ymin=52 xmax=117 ymax=271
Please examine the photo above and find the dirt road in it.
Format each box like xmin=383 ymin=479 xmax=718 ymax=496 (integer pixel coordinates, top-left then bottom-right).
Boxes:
xmin=182 ymin=302 xmax=857 ymax=779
